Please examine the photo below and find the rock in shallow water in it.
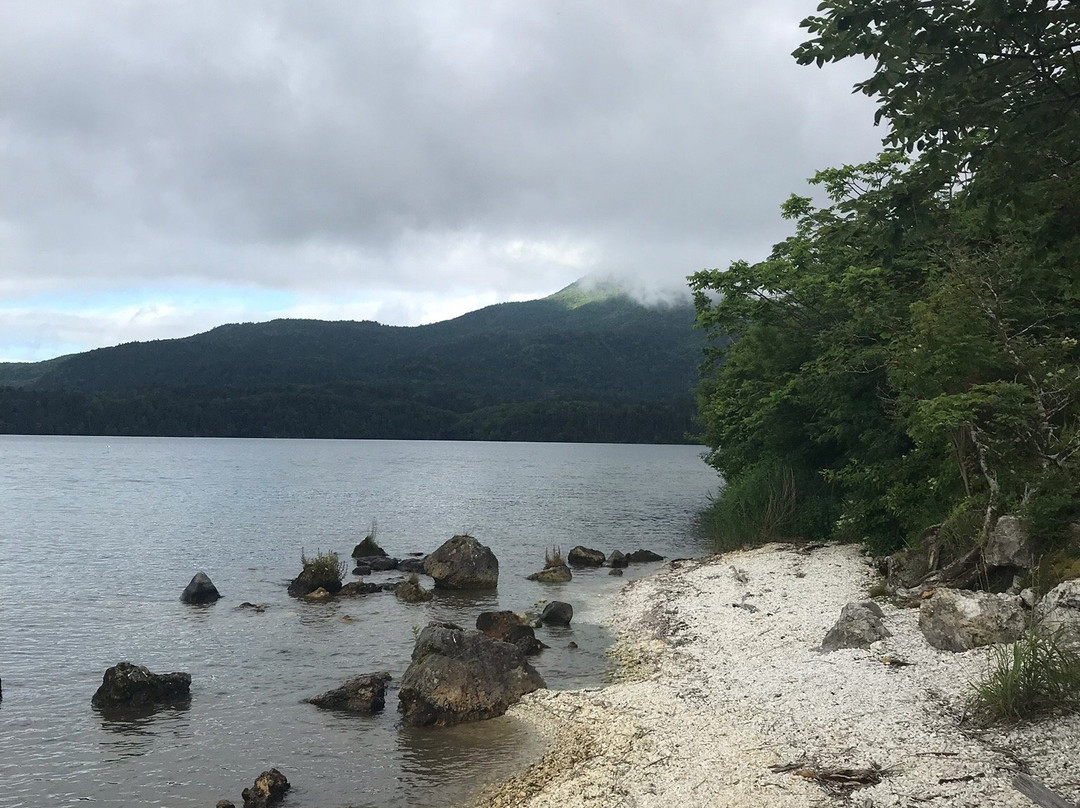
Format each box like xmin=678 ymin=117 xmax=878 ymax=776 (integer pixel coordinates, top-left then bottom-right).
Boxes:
xmin=567 ymin=546 xmax=606 ymax=567
xmin=397 ymin=622 xmax=545 ymax=726
xmin=180 ymin=571 xmax=221 ymax=604
xmin=91 ymin=661 xmax=191 ymax=710
xmin=306 ymin=672 xmax=391 ymax=714
xmin=241 ymin=768 xmax=289 ymax=808
xmin=423 ymin=535 xmax=499 ymax=589
xmin=527 ymin=564 xmax=572 ymax=583
xmin=540 ymin=601 xmax=573 ymax=626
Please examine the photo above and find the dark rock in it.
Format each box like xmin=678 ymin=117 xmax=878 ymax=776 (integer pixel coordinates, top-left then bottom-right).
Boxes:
xmin=180 ymin=571 xmax=221 ymax=604
xmin=366 ymin=556 xmax=400 ymax=572
xmin=821 ymin=602 xmax=891 ymax=651
xmin=567 ymin=546 xmax=606 ymax=567
xmin=352 ymin=564 xmax=372 ymax=576
xmin=306 ymin=672 xmax=391 ymax=714
xmin=608 ymin=568 xmax=624 ymax=576
xmin=397 ymin=622 xmax=545 ymax=726
xmin=352 ymin=535 xmax=387 ymax=558
xmin=378 ymin=581 xmax=401 ymax=592
xmin=397 ymin=557 xmax=427 ymax=574
xmin=527 ymin=564 xmax=572 ymax=583
xmin=607 ymin=550 xmax=628 ymax=568
xmin=287 ymin=567 xmax=344 ymax=598
xmin=91 ymin=662 xmax=191 ymax=710
xmin=919 ymin=589 xmax=1027 ymax=652
xmin=985 ymin=515 xmax=1033 ymax=568
xmin=339 ymin=581 xmax=381 ymax=597
xmin=540 ymin=601 xmax=573 ymax=626
xmin=395 ymin=574 xmax=434 ymax=603
xmin=423 ymin=535 xmax=499 ymax=589
xmin=476 ymin=611 xmax=546 ymax=655
xmin=216 ymin=801 xmax=236 ymax=808
xmin=567 ymin=641 xmax=578 ymax=649
xmin=626 ymin=549 xmax=665 ymax=563
xmin=237 ymin=602 xmax=266 ymax=613
xmin=241 ymin=768 xmax=290 ymax=808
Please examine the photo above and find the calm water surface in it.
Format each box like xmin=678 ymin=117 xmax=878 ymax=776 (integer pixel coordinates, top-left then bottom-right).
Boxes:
xmin=0 ymin=437 xmax=717 ymax=808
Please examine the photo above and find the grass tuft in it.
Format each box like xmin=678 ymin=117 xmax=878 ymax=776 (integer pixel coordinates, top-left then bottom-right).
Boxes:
xmin=543 ymin=545 xmax=563 ymax=568
xmin=966 ymin=627 xmax=1080 ymax=724
xmin=300 ymin=549 xmax=347 ymax=589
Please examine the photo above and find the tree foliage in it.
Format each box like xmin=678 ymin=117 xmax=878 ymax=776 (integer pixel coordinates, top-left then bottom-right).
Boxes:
xmin=692 ymin=2 xmax=1080 ymax=555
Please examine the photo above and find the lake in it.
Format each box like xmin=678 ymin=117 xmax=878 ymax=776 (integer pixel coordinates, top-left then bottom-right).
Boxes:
xmin=0 ymin=436 xmax=718 ymax=807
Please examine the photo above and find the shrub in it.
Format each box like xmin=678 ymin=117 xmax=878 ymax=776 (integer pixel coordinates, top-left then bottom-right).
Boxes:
xmin=543 ymin=545 xmax=563 ymax=568
xmin=966 ymin=627 xmax=1080 ymax=724
xmin=300 ymin=549 xmax=347 ymax=590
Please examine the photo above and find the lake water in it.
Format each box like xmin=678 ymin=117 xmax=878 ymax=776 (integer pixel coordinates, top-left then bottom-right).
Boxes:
xmin=0 ymin=436 xmax=718 ymax=808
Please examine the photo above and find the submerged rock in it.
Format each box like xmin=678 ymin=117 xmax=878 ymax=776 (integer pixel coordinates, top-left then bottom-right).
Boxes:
xmin=821 ymin=601 xmax=891 ymax=651
xmin=397 ymin=557 xmax=427 ymax=574
xmin=180 ymin=571 xmax=221 ymax=604
xmin=476 ymin=611 xmax=546 ymax=655
xmin=567 ymin=546 xmax=606 ymax=567
xmin=919 ymin=588 xmax=1027 ymax=652
xmin=395 ymin=574 xmax=434 ymax=603
xmin=306 ymin=672 xmax=391 ymax=714
xmin=527 ymin=564 xmax=572 ymax=583
xmin=540 ymin=601 xmax=573 ymax=626
xmin=397 ymin=622 xmax=545 ymax=726
xmin=339 ymin=581 xmax=381 ymax=597
xmin=91 ymin=662 xmax=191 ymax=710
xmin=626 ymin=549 xmax=665 ymax=563
xmin=423 ymin=535 xmax=499 ymax=589
xmin=241 ymin=768 xmax=290 ymax=808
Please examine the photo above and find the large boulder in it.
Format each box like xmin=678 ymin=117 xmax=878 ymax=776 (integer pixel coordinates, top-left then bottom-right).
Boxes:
xmin=918 ymin=589 xmax=1027 ymax=652
xmin=180 ymin=571 xmax=221 ymax=604
xmin=397 ymin=622 xmax=545 ymax=726
xmin=821 ymin=601 xmax=891 ymax=651
xmin=352 ymin=535 xmax=387 ymax=558
xmin=527 ymin=564 xmax=572 ymax=583
xmin=305 ymin=672 xmax=391 ymax=714
xmin=567 ymin=546 xmax=606 ymax=567
xmin=423 ymin=535 xmax=499 ymax=590
xmin=476 ymin=611 xmax=546 ymax=655
xmin=985 ymin=515 xmax=1033 ymax=568
xmin=287 ymin=561 xmax=344 ymax=598
xmin=1036 ymin=579 xmax=1080 ymax=637
xmin=540 ymin=601 xmax=573 ymax=626
xmin=91 ymin=662 xmax=191 ymax=710
xmin=241 ymin=768 xmax=290 ymax=808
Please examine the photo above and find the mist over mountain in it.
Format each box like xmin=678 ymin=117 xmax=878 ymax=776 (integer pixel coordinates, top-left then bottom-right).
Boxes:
xmin=0 ymin=281 xmax=707 ymax=443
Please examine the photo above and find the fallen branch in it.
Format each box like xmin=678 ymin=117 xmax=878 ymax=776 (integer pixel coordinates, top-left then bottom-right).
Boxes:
xmin=1012 ymin=773 xmax=1079 ymax=808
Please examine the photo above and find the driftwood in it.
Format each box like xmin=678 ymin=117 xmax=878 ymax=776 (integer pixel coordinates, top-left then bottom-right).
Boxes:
xmin=770 ymin=760 xmax=884 ymax=795
xmin=1013 ymin=773 xmax=1079 ymax=808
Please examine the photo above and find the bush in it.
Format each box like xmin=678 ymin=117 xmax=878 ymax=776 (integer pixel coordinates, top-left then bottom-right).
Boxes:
xmin=300 ymin=549 xmax=347 ymax=590
xmin=966 ymin=627 xmax=1080 ymax=724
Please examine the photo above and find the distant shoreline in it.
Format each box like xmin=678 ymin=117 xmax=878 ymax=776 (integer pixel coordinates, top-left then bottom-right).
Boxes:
xmin=474 ymin=544 xmax=1080 ymax=808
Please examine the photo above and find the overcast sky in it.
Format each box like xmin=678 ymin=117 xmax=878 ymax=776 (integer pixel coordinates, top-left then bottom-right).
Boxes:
xmin=0 ymin=1 xmax=883 ymax=362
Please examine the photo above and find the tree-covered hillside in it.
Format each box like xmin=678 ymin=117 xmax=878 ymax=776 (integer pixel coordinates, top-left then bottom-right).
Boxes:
xmin=691 ymin=1 xmax=1080 ymax=570
xmin=0 ymin=282 xmax=704 ymax=443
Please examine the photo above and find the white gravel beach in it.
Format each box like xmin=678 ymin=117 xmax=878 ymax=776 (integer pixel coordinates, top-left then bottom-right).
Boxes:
xmin=476 ymin=544 xmax=1080 ymax=808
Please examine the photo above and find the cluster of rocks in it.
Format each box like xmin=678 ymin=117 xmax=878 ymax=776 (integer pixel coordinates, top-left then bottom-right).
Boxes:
xmin=820 ymin=514 xmax=1080 ymax=655
xmin=525 ymin=544 xmax=667 ymax=583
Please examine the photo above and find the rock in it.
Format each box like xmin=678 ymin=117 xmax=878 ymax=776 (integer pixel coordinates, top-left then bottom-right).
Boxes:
xmin=527 ymin=564 xmax=572 ymax=583
xmin=352 ymin=535 xmax=387 ymax=558
xmin=395 ymin=574 xmax=434 ymax=603
xmin=1036 ymin=579 xmax=1080 ymax=636
xmin=985 ymin=514 xmax=1033 ymax=568
xmin=607 ymin=550 xmax=628 ymax=568
xmin=608 ymin=568 xmax=624 ymax=576
xmin=626 ymin=549 xmax=665 ymax=563
xmin=91 ymin=662 xmax=191 ymax=710
xmin=305 ymin=672 xmax=391 ymax=714
xmin=303 ymin=587 xmax=332 ymax=601
xmin=241 ymin=768 xmax=290 ymax=808
xmin=567 ymin=546 xmax=605 ymax=567
xmin=358 ymin=556 xmax=399 ymax=572
xmin=180 ymin=571 xmax=221 ymax=604
xmin=237 ymin=602 xmax=267 ymax=613
xmin=423 ymin=535 xmax=499 ymax=589
xmin=287 ymin=562 xmax=344 ymax=598
xmin=397 ymin=622 xmax=545 ymax=726
xmin=397 ymin=557 xmax=427 ymax=574
xmin=339 ymin=581 xmax=380 ymax=597
xmin=352 ymin=564 xmax=372 ymax=576
xmin=918 ymin=588 xmax=1028 ymax=652
xmin=476 ymin=611 xmax=545 ymax=655
xmin=540 ymin=601 xmax=573 ymax=625
xmin=821 ymin=601 xmax=891 ymax=651
xmin=216 ymin=801 xmax=236 ymax=808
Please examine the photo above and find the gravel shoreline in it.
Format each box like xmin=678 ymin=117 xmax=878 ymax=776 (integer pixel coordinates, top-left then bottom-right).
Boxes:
xmin=474 ymin=543 xmax=1080 ymax=807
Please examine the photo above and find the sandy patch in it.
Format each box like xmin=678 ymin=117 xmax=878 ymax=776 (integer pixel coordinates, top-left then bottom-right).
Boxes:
xmin=475 ymin=544 xmax=1080 ymax=807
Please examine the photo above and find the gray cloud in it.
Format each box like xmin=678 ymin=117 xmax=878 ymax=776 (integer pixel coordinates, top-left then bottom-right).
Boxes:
xmin=0 ymin=0 xmax=883 ymax=359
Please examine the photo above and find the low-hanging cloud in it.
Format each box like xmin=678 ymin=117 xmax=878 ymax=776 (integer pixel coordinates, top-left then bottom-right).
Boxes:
xmin=0 ymin=0 xmax=883 ymax=360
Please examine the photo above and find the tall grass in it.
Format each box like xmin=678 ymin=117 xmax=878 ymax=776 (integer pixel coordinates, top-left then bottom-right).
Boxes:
xmin=300 ymin=549 xmax=348 ymax=589
xmin=966 ymin=627 xmax=1080 ymax=724
xmin=696 ymin=462 xmax=801 ymax=552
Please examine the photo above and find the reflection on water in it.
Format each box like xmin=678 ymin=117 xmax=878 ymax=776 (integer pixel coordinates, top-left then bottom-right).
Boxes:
xmin=0 ymin=437 xmax=717 ymax=807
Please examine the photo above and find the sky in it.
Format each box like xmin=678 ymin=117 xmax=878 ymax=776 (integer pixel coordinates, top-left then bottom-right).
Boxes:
xmin=0 ymin=1 xmax=884 ymax=363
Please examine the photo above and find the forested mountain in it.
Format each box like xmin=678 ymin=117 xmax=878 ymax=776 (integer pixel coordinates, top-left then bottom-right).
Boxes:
xmin=0 ymin=282 xmax=704 ymax=443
